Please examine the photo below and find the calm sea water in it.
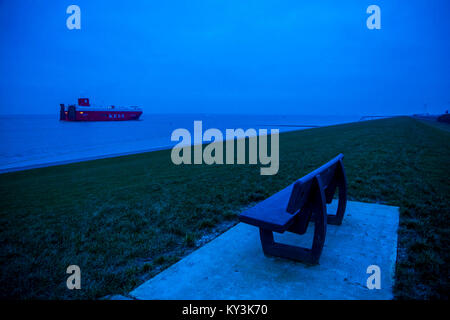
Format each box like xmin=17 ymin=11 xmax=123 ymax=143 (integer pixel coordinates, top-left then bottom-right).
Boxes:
xmin=0 ymin=114 xmax=360 ymax=172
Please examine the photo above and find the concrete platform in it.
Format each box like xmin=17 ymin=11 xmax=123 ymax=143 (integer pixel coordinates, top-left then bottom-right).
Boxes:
xmin=130 ymin=201 xmax=399 ymax=300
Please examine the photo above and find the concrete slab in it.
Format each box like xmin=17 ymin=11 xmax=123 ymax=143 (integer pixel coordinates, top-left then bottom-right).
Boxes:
xmin=130 ymin=201 xmax=399 ymax=300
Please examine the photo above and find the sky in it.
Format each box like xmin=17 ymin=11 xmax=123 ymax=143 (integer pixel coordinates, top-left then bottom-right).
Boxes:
xmin=0 ymin=0 xmax=449 ymax=115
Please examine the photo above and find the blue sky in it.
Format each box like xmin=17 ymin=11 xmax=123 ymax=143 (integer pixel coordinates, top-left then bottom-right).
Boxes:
xmin=0 ymin=0 xmax=449 ymax=115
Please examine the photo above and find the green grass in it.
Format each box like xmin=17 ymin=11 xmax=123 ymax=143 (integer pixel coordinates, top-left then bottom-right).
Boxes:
xmin=0 ymin=117 xmax=449 ymax=299
xmin=417 ymin=118 xmax=450 ymax=132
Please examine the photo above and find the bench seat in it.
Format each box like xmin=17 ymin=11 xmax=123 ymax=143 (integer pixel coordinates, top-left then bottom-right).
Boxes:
xmin=239 ymin=185 xmax=295 ymax=233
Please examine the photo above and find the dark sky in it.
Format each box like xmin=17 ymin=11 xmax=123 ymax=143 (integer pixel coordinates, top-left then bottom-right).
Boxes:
xmin=0 ymin=0 xmax=449 ymax=115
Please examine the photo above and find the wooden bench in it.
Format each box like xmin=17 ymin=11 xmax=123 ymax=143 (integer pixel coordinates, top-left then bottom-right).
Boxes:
xmin=238 ymin=154 xmax=347 ymax=264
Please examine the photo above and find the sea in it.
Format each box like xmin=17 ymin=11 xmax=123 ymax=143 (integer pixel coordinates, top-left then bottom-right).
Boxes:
xmin=0 ymin=114 xmax=360 ymax=172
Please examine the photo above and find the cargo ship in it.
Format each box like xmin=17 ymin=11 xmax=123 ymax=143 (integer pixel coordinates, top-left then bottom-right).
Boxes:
xmin=60 ymin=98 xmax=142 ymax=121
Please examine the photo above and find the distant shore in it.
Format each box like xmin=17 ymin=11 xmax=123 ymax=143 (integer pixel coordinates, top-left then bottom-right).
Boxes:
xmin=0 ymin=145 xmax=173 ymax=174
xmin=0 ymin=123 xmax=329 ymax=174
xmin=1 ymin=118 xmax=399 ymax=174
xmin=0 ymin=114 xmax=362 ymax=174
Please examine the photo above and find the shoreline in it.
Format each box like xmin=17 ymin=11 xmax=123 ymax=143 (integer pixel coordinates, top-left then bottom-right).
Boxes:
xmin=1 ymin=117 xmax=397 ymax=175
xmin=0 ymin=124 xmax=321 ymax=175
xmin=0 ymin=144 xmax=174 ymax=174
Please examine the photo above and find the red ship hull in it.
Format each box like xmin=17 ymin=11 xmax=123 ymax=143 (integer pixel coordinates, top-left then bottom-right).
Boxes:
xmin=61 ymin=110 xmax=143 ymax=121
xmin=60 ymin=98 xmax=143 ymax=121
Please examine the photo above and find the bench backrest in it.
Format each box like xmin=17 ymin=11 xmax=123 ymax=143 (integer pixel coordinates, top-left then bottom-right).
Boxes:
xmin=286 ymin=154 xmax=344 ymax=214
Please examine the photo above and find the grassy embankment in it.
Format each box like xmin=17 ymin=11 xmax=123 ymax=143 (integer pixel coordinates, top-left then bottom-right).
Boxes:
xmin=0 ymin=117 xmax=449 ymax=299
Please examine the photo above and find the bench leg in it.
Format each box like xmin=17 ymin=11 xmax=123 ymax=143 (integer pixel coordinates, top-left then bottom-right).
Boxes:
xmin=259 ymin=176 xmax=327 ymax=265
xmin=327 ymin=159 xmax=347 ymax=226
xmin=259 ymin=228 xmax=319 ymax=263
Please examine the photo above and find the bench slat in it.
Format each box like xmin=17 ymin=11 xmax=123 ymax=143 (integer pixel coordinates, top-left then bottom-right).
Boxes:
xmin=239 ymin=185 xmax=296 ymax=233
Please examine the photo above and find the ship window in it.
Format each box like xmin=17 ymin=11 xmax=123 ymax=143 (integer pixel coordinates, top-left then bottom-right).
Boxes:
xmin=109 ymin=114 xmax=112 ymax=118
